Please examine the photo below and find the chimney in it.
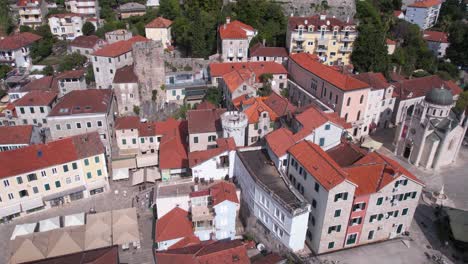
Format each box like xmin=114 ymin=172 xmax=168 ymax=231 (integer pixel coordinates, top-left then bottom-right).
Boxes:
xmin=262 ymin=39 xmax=266 ymax=46
xmin=226 ymin=17 xmax=231 ymax=24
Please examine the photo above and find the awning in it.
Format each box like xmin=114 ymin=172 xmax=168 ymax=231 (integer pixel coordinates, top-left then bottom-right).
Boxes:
xmin=39 ymin=216 xmax=60 ymax=232
xmin=43 ymin=186 xmax=86 ymax=201
xmin=10 ymin=223 xmax=37 ymax=240
xmin=136 ymin=154 xmax=158 ymax=168
xmin=146 ymin=167 xmax=160 ymax=182
xmin=21 ymin=197 xmax=44 ymax=211
xmin=131 ymin=169 xmax=144 ymax=186
xmin=64 ymin=213 xmax=85 ymax=227
xmin=113 ymin=168 xmax=129 ymax=181
xmin=361 ymin=138 xmax=383 ymax=150
xmin=0 ymin=203 xmax=21 ymax=218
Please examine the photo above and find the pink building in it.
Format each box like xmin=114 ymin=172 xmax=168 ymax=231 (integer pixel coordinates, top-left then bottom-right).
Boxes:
xmin=288 ymin=53 xmax=371 ymax=137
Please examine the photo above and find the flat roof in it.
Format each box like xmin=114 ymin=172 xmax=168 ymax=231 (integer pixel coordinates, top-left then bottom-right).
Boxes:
xmin=237 ymin=149 xmax=307 ymax=213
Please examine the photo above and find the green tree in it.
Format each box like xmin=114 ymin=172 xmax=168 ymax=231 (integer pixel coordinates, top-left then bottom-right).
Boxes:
xmin=0 ymin=0 xmax=14 ymax=35
xmin=57 ymin=53 xmax=87 ymax=72
xmin=204 ymin=87 xmax=222 ymax=106
xmin=85 ymin=64 xmax=94 ymax=84
xmin=133 ymin=105 xmax=140 ymax=115
xmin=446 ymin=21 xmax=468 ymax=67
xmin=455 ymin=90 xmax=468 ymax=112
xmin=0 ymin=65 xmax=12 ymax=79
xmin=30 ymin=40 xmax=53 ymax=61
xmin=82 ymin=22 xmax=96 ymax=36
xmin=95 ymin=20 xmax=126 ymax=38
xmin=42 ymin=65 xmax=54 ymax=76
xmin=20 ymin=25 xmax=33 ymax=33
xmin=158 ymin=0 xmax=181 ymax=20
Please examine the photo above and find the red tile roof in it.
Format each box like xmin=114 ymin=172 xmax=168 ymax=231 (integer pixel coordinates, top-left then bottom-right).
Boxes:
xmin=263 ymin=92 xmax=297 ymax=117
xmin=14 ymin=91 xmax=57 ymax=107
xmin=155 ymin=207 xmax=194 ymax=242
xmin=210 ymin=181 xmax=239 ymax=206
xmin=265 ymin=128 xmax=296 ymax=158
xmin=0 ymin=32 xmax=41 ymax=50
xmin=238 ymin=97 xmax=279 ymax=124
xmin=70 ymin=35 xmax=104 ymax=49
xmin=393 ymin=75 xmax=462 ymax=100
xmin=155 ymin=240 xmax=250 ymax=264
xmin=408 ymin=0 xmax=441 ymax=8
xmin=196 ymin=101 xmax=216 ymax=110
xmin=386 ymin=38 xmax=396 ymax=45
xmin=93 ymin=35 xmax=149 ymax=57
xmin=146 ymin=17 xmax=173 ymax=28
xmin=20 ymin=76 xmax=55 ymax=93
xmin=0 ymin=125 xmax=34 ymax=145
xmin=219 ymin=20 xmax=255 ymax=39
xmin=0 ymin=132 xmax=104 ymax=179
xmin=115 ymin=116 xmax=158 ymax=137
xmin=168 ymin=235 xmax=201 ymax=250
xmin=113 ymin=64 xmax=138 ymax=83
xmin=49 ymin=89 xmax=113 ymax=116
xmin=288 ymin=15 xmax=355 ymax=31
xmin=17 ymin=0 xmax=41 ymax=7
xmin=158 ymin=119 xmax=188 ymax=170
xmin=210 ymin=61 xmax=287 ymax=78
xmin=353 ymin=72 xmax=391 ymax=90
xmin=189 ymin=138 xmax=236 ymax=167
xmin=187 ymin=108 xmax=226 ymax=134
xmin=393 ymin=10 xmax=403 ymax=17
xmin=222 ymin=69 xmax=254 ymax=93
xmin=55 ymin=69 xmax=86 ymax=80
xmin=326 ymin=140 xmax=367 ymax=167
xmin=288 ymin=140 xmax=348 ymax=190
xmin=290 ymin=53 xmax=369 ymax=91
xmin=249 ymin=43 xmax=288 ymax=58
xmin=423 ymin=30 xmax=448 ymax=43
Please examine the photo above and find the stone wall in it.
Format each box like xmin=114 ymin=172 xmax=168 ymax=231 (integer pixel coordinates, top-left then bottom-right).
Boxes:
xmin=132 ymin=41 xmax=166 ymax=105
xmin=163 ymin=53 xmax=214 ymax=73
xmin=275 ymin=0 xmax=356 ymax=21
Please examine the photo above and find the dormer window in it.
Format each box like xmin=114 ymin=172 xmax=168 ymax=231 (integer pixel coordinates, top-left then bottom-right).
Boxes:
xmin=308 ymin=26 xmax=314 ymax=32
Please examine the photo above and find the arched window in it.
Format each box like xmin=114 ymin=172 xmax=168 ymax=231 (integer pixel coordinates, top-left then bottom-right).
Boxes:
xmin=347 ymin=97 xmax=351 ymax=106
xmin=357 ymin=111 xmax=361 ymax=120
xmin=360 ymin=95 xmax=364 ymax=104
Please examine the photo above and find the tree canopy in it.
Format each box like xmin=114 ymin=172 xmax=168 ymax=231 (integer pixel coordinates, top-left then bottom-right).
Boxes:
xmin=57 ymin=53 xmax=87 ymax=72
xmin=82 ymin=22 xmax=96 ymax=36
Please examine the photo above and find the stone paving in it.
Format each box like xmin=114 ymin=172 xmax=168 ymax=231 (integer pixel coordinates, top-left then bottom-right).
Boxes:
xmin=0 ymin=180 xmax=156 ymax=264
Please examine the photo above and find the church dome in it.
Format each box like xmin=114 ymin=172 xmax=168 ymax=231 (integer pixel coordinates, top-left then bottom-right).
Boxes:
xmin=425 ymin=87 xmax=453 ymax=106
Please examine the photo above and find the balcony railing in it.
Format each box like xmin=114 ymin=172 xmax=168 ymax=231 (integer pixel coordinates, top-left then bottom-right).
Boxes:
xmin=315 ymin=46 xmax=328 ymax=53
xmin=339 ymin=46 xmax=353 ymax=52
xmin=293 ymin=35 xmax=305 ymax=41
xmin=341 ymin=36 xmax=353 ymax=42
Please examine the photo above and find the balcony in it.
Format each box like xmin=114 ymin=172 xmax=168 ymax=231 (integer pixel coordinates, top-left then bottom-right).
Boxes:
xmin=193 ymin=220 xmax=213 ymax=231
xmin=227 ymin=52 xmax=234 ymax=58
xmin=341 ymin=36 xmax=354 ymax=42
xmin=339 ymin=46 xmax=353 ymax=53
xmin=293 ymin=45 xmax=304 ymax=52
xmin=315 ymin=45 xmax=328 ymax=53
xmin=237 ymin=53 xmax=243 ymax=58
xmin=317 ymin=37 xmax=328 ymax=45
xmin=191 ymin=205 xmax=215 ymax=222
xmin=19 ymin=9 xmax=41 ymax=15
xmin=293 ymin=35 xmax=305 ymax=42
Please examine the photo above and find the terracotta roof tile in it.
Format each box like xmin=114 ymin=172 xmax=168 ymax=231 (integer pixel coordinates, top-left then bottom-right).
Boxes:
xmin=55 ymin=69 xmax=86 ymax=79
xmin=210 ymin=61 xmax=287 ymax=78
xmin=393 ymin=75 xmax=462 ymax=99
xmin=14 ymin=91 xmax=57 ymax=106
xmin=265 ymin=128 xmax=296 ymax=158
xmin=290 ymin=53 xmax=369 ymax=91
xmin=146 ymin=17 xmax=173 ymax=28
xmin=17 ymin=0 xmax=41 ymax=7
xmin=93 ymin=35 xmax=149 ymax=57
xmin=70 ymin=35 xmax=104 ymax=49
xmin=0 ymin=132 xmax=104 ymax=179
xmin=0 ymin=125 xmax=34 ymax=145
xmin=158 ymin=120 xmax=188 ymax=169
xmin=250 ymin=43 xmax=288 ymax=58
xmin=219 ymin=20 xmax=255 ymax=39
xmin=210 ymin=181 xmax=239 ymax=206
xmin=196 ymin=101 xmax=216 ymax=110
xmin=353 ymin=72 xmax=391 ymax=90
xmin=423 ymin=30 xmax=448 ymax=43
xmin=326 ymin=141 xmax=367 ymax=167
xmin=187 ymin=108 xmax=226 ymax=134
xmin=393 ymin=10 xmax=403 ymax=17
xmin=20 ymin=76 xmax=55 ymax=93
xmin=0 ymin=32 xmax=41 ymax=50
xmin=239 ymin=97 xmax=279 ymax=124
xmin=155 ymin=207 xmax=194 ymax=242
xmin=49 ymin=89 xmax=113 ymax=116
xmin=222 ymin=69 xmax=254 ymax=93
xmin=168 ymin=235 xmax=201 ymax=250
xmin=408 ymin=0 xmax=441 ymax=8
xmin=386 ymin=38 xmax=396 ymax=45
xmin=263 ymin=92 xmax=296 ymax=117
xmin=113 ymin=64 xmax=138 ymax=83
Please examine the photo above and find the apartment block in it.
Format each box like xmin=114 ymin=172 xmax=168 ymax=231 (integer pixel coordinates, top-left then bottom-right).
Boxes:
xmin=0 ymin=32 xmax=42 ymax=68
xmin=405 ymin=0 xmax=441 ymax=30
xmin=48 ymin=14 xmax=98 ymax=40
xmin=17 ymin=0 xmax=48 ymax=28
xmin=249 ymin=42 xmax=288 ymax=64
xmin=286 ymin=14 xmax=357 ymax=65
xmin=187 ymin=108 xmax=226 ymax=152
xmin=423 ymin=30 xmax=449 ymax=58
xmin=0 ymin=125 xmax=41 ymax=151
xmin=47 ymin=89 xmax=115 ymax=155
xmin=0 ymin=132 xmax=109 ymax=221
xmin=65 ymin=0 xmax=99 ymax=17
xmin=218 ymin=17 xmax=257 ymax=62
xmin=14 ymin=91 xmax=57 ymax=127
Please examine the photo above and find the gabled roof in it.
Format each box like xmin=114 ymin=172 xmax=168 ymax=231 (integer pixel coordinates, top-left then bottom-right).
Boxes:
xmin=408 ymin=0 xmax=441 ymax=8
xmin=19 ymin=76 xmax=55 ymax=93
xmin=189 ymin=138 xmax=236 ymax=167
xmin=0 ymin=125 xmax=34 ymax=145
xmin=393 ymin=75 xmax=462 ymax=100
xmin=210 ymin=181 xmax=239 ymax=206
xmin=265 ymin=128 xmax=296 ymax=158
xmin=288 ymin=140 xmax=348 ymax=190
xmin=146 ymin=17 xmax=173 ymax=28
xmin=158 ymin=119 xmax=188 ymax=170
xmin=263 ymin=92 xmax=296 ymax=117
xmin=155 ymin=207 xmax=194 ymax=242
xmin=353 ymin=72 xmax=391 ymax=91
xmin=222 ymin=69 xmax=254 ymax=93
xmin=70 ymin=35 xmax=104 ymax=49
xmin=249 ymin=43 xmax=288 ymax=58
xmin=393 ymin=10 xmax=404 ymax=17
xmin=54 ymin=69 xmax=86 ymax=80
xmin=93 ymin=35 xmax=149 ymax=57
xmin=423 ymin=30 xmax=448 ymax=43
xmin=187 ymin=108 xmax=226 ymax=134
xmin=14 ymin=91 xmax=57 ymax=107
xmin=17 ymin=0 xmax=41 ymax=7
xmin=113 ymin=64 xmax=138 ymax=83
xmin=48 ymin=89 xmax=113 ymax=117
xmin=209 ymin=61 xmax=287 ymax=78
xmin=238 ymin=97 xmax=279 ymax=124
xmin=0 ymin=32 xmax=41 ymax=50
xmin=219 ymin=20 xmax=255 ymax=39
xmin=0 ymin=132 xmax=104 ymax=179
xmin=289 ymin=53 xmax=369 ymax=91
xmin=386 ymin=38 xmax=396 ymax=45
xmin=118 ymin=2 xmax=146 ymax=12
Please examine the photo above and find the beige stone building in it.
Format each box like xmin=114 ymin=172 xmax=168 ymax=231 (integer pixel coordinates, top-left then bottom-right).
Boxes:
xmin=286 ymin=14 xmax=357 ymax=66
xmin=118 ymin=2 xmax=146 ymax=19
xmin=0 ymin=132 xmax=109 ymax=221
xmin=187 ymin=108 xmax=226 ymax=152
xmin=218 ymin=18 xmax=257 ymax=62
xmin=15 ymin=91 xmax=57 ymax=127
xmin=113 ymin=65 xmax=140 ymax=115
xmin=145 ymin=17 xmax=173 ymax=49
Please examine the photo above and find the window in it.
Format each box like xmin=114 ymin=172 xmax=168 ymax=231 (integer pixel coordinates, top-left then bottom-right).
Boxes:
xmin=328 ymin=225 xmax=341 ymax=234
xmin=194 ymin=137 xmax=199 ymax=143
xmin=150 ymin=137 xmax=154 ymax=143
xmin=72 ymin=162 xmax=77 ymax=170
xmin=66 ymin=177 xmax=72 ymax=184
xmin=27 ymin=173 xmax=37 ymax=182
xmin=66 ymin=124 xmax=71 ymax=130
xmin=97 ymin=121 xmax=103 ymax=127
xmin=357 ymin=111 xmax=361 ymax=120
xmin=16 ymin=177 xmax=23 ymax=184
xmin=350 ymin=217 xmax=362 ymax=226
xmin=208 ymin=135 xmax=216 ymax=142
xmin=334 ymin=192 xmax=348 ymax=202
xmin=352 ymin=202 xmax=366 ymax=211
xmin=97 ymin=169 xmax=102 ymax=176
xmin=346 ymin=234 xmax=357 ymax=245
xmin=63 ymin=165 xmax=69 ymax=172
xmin=368 ymin=230 xmax=374 ymax=240
xmin=376 ymin=197 xmax=383 ymax=205
xmin=30 ymin=107 xmax=35 ymax=114
xmin=378 ymin=214 xmax=384 ymax=221
xmin=56 ymin=124 xmax=61 ymax=130
xmin=402 ymin=208 xmax=409 ymax=215
xmin=325 ymin=124 xmax=331 ymax=130
xmin=75 ymin=175 xmax=80 ymax=182
xmin=76 ymin=123 xmax=82 ymax=129
xmin=20 ymin=107 xmax=25 ymax=114
xmin=328 ymin=242 xmax=335 ymax=249
xmin=95 ymin=156 xmax=100 ymax=163
xmin=312 ymin=199 xmax=317 ymax=208
xmin=360 ymin=95 xmax=364 ymax=104
xmin=334 ymin=209 xmax=341 ymax=217
xmin=86 ymin=122 xmax=92 ymax=128
xmin=52 ymin=168 xmax=57 ymax=174
xmin=346 ymin=97 xmax=351 ymax=106
xmin=122 ymin=139 xmax=127 ymax=145
xmin=370 ymin=215 xmax=377 ymax=222
xmin=8 ymin=193 xmax=14 ymax=200
xmin=41 ymin=171 xmax=47 ymax=177
xmin=55 ymin=181 xmax=61 ymax=188
xmin=411 ymin=192 xmax=417 ymax=199
xmin=3 ymin=179 xmax=9 ymax=187
xmin=40 ymin=107 xmax=44 ymax=113
xmin=84 ymin=159 xmax=89 ymax=166
xmin=33 ymin=187 xmax=39 ymax=194
xmin=87 ymin=172 xmax=92 ymax=179
xmin=140 ymin=138 xmax=145 ymax=143
xmin=132 ymin=138 xmax=137 ymax=144
xmin=319 ymin=137 xmax=325 ymax=146
xmin=96 ymin=67 xmax=99 ymax=72
xmin=344 ymin=113 xmax=348 ymax=122
xmin=44 ymin=184 xmax=50 ymax=191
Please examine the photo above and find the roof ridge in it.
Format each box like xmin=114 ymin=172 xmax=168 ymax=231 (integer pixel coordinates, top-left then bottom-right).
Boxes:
xmin=305 ymin=141 xmax=347 ymax=179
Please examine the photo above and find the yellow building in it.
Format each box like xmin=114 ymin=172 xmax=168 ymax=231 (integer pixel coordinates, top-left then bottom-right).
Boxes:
xmin=286 ymin=14 xmax=357 ymax=66
xmin=0 ymin=132 xmax=109 ymax=221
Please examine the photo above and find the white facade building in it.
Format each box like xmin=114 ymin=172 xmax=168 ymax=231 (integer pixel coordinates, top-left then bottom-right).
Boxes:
xmin=0 ymin=32 xmax=42 ymax=68
xmin=218 ymin=17 xmax=257 ymax=62
xmin=48 ymin=14 xmax=98 ymax=40
xmin=65 ymin=0 xmax=99 ymax=17
xmin=405 ymin=0 xmax=441 ymax=30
